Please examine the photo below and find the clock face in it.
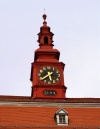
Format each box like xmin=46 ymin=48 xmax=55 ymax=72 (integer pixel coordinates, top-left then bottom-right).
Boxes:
xmin=38 ymin=66 xmax=60 ymax=84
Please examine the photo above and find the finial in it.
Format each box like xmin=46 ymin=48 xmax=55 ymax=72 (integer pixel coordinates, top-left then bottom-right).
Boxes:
xmin=43 ymin=14 xmax=47 ymax=22
xmin=42 ymin=8 xmax=47 ymax=26
xmin=42 ymin=8 xmax=47 ymax=23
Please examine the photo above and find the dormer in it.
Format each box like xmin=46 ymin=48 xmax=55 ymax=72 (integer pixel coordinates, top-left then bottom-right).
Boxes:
xmin=55 ymin=108 xmax=68 ymax=126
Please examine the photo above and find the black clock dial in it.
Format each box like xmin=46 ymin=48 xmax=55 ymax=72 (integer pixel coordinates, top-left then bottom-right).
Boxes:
xmin=38 ymin=66 xmax=60 ymax=84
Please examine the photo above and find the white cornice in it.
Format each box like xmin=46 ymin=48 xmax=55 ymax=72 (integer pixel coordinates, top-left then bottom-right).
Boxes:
xmin=0 ymin=101 xmax=100 ymax=107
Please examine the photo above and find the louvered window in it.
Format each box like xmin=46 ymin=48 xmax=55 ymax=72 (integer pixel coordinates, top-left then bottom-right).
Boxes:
xmin=44 ymin=37 xmax=48 ymax=44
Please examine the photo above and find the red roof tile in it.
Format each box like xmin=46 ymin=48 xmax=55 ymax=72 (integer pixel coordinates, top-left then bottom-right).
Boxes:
xmin=0 ymin=107 xmax=100 ymax=127
xmin=0 ymin=125 xmax=99 ymax=129
xmin=0 ymin=95 xmax=100 ymax=128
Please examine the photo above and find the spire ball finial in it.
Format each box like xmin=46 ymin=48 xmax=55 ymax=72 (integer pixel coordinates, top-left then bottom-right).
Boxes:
xmin=42 ymin=9 xmax=47 ymax=25
xmin=43 ymin=14 xmax=47 ymax=21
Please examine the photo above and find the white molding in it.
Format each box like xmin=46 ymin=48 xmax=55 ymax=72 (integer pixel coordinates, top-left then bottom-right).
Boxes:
xmin=0 ymin=101 xmax=100 ymax=107
xmin=57 ymin=123 xmax=68 ymax=126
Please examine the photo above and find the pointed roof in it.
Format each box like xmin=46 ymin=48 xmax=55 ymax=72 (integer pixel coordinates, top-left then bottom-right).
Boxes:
xmin=56 ymin=108 xmax=68 ymax=115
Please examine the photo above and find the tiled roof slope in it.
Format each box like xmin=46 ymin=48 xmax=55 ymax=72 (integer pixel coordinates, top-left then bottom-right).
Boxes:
xmin=0 ymin=126 xmax=99 ymax=129
xmin=0 ymin=96 xmax=100 ymax=128
xmin=0 ymin=107 xmax=100 ymax=127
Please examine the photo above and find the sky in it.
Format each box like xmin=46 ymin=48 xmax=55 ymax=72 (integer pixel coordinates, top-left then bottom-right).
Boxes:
xmin=0 ymin=0 xmax=100 ymax=98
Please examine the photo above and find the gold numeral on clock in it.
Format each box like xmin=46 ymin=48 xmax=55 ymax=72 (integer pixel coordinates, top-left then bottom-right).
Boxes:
xmin=47 ymin=66 xmax=51 ymax=69
xmin=56 ymin=70 xmax=59 ymax=73
xmin=43 ymin=67 xmax=46 ymax=70
xmin=38 ymin=73 xmax=41 ymax=76
xmin=40 ymin=77 xmax=42 ymax=80
xmin=44 ymin=80 xmax=46 ymax=83
xmin=40 ymin=70 xmax=43 ymax=73
xmin=56 ymin=78 xmax=59 ymax=81
xmin=53 ymin=80 xmax=56 ymax=83
xmin=48 ymin=81 xmax=51 ymax=84
xmin=58 ymin=74 xmax=60 ymax=77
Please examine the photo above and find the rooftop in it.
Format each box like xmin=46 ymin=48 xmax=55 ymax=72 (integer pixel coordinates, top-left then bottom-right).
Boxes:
xmin=0 ymin=106 xmax=100 ymax=127
xmin=0 ymin=95 xmax=100 ymax=128
xmin=0 ymin=95 xmax=100 ymax=103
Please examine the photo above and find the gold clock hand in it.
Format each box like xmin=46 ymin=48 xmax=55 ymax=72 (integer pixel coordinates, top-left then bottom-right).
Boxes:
xmin=48 ymin=72 xmax=52 ymax=81
xmin=41 ymin=72 xmax=53 ymax=80
xmin=49 ymin=75 xmax=52 ymax=81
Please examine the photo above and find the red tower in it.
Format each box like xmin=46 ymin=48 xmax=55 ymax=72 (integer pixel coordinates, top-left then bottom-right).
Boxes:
xmin=30 ymin=14 xmax=67 ymax=99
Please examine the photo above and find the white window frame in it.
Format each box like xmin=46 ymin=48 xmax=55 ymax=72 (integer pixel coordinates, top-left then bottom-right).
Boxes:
xmin=55 ymin=109 xmax=68 ymax=126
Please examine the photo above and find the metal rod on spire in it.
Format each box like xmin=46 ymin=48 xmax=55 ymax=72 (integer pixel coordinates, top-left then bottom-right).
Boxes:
xmin=43 ymin=9 xmax=47 ymax=24
xmin=44 ymin=8 xmax=45 ymax=14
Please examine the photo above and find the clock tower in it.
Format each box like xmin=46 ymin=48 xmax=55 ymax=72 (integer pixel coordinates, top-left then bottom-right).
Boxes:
xmin=30 ymin=14 xmax=67 ymax=99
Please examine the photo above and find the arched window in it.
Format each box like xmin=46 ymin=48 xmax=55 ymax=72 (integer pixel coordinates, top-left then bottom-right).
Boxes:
xmin=44 ymin=37 xmax=48 ymax=44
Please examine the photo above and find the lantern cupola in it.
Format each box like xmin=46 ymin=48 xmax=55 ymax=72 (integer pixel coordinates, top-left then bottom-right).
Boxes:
xmin=37 ymin=14 xmax=54 ymax=48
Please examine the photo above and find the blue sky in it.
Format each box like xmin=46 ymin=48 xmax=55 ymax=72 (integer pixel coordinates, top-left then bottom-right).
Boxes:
xmin=0 ymin=0 xmax=100 ymax=98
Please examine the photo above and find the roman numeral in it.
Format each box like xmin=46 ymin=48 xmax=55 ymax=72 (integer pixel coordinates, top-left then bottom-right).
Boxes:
xmin=56 ymin=78 xmax=59 ymax=81
xmin=56 ymin=70 xmax=59 ymax=73
xmin=47 ymin=66 xmax=51 ymax=69
xmin=48 ymin=81 xmax=51 ymax=84
xmin=40 ymin=77 xmax=43 ymax=80
xmin=44 ymin=80 xmax=46 ymax=83
xmin=38 ymin=73 xmax=41 ymax=76
xmin=43 ymin=67 xmax=46 ymax=70
xmin=53 ymin=80 xmax=56 ymax=83
xmin=58 ymin=74 xmax=60 ymax=77
xmin=40 ymin=70 xmax=43 ymax=73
